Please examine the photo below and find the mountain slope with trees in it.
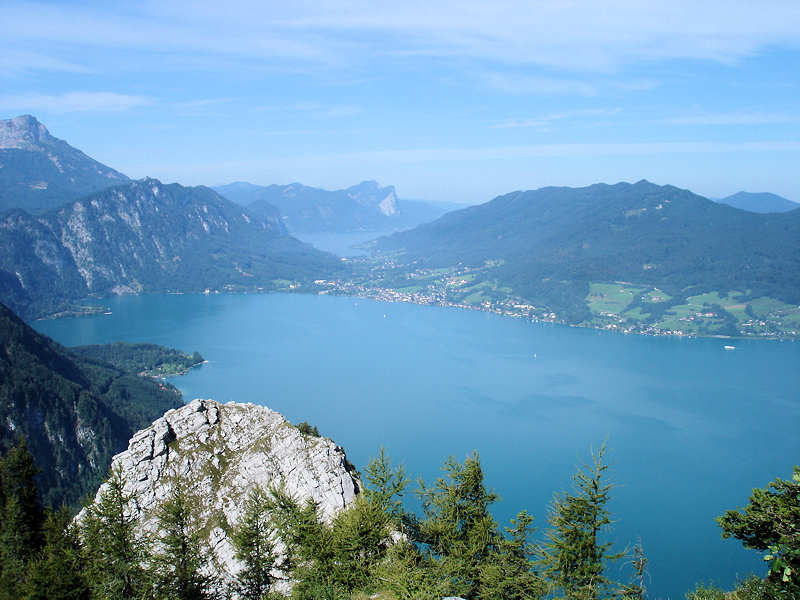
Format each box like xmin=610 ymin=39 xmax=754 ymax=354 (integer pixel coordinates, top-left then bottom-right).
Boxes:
xmin=0 ymin=178 xmax=342 ymax=319
xmin=0 ymin=302 xmax=189 ymax=508
xmin=369 ymin=180 xmax=800 ymax=333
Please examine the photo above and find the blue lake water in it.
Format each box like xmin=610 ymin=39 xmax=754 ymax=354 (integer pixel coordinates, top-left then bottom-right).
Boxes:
xmin=34 ymin=292 xmax=799 ymax=599
xmin=293 ymin=230 xmax=386 ymax=256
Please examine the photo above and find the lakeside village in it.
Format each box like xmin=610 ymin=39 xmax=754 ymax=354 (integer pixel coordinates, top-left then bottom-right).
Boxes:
xmin=314 ymin=277 xmax=699 ymax=337
xmin=307 ymin=261 xmax=800 ymax=340
xmin=179 ymin=264 xmax=799 ymax=340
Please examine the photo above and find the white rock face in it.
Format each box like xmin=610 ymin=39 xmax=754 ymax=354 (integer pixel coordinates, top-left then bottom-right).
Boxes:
xmin=81 ymin=399 xmax=360 ymax=589
xmin=378 ymin=190 xmax=398 ymax=216
xmin=0 ymin=115 xmax=55 ymax=151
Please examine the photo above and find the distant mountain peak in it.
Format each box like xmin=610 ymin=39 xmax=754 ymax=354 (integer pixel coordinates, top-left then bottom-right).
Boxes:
xmin=0 ymin=114 xmax=58 ymax=151
xmin=214 ymin=180 xmax=450 ymax=233
xmin=716 ymin=191 xmax=798 ymax=213
xmin=0 ymin=114 xmax=130 ymax=213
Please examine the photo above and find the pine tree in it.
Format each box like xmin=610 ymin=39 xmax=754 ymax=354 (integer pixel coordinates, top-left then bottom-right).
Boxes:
xmin=0 ymin=438 xmax=46 ymax=600
xmin=149 ymin=482 xmax=218 ymax=600
xmin=265 ymin=486 xmax=333 ymax=597
xmin=363 ymin=446 xmax=407 ymax=518
xmin=231 ymin=486 xmax=278 ymax=600
xmin=25 ymin=506 xmax=90 ymax=600
xmin=539 ymin=443 xmax=622 ymax=600
xmin=478 ymin=511 xmax=547 ymax=600
xmin=81 ymin=465 xmax=150 ymax=600
xmin=619 ymin=542 xmax=648 ymax=600
xmin=408 ymin=451 xmax=500 ymax=599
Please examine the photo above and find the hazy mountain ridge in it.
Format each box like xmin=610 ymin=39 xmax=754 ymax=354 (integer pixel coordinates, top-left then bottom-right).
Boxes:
xmin=0 ymin=115 xmax=129 ymax=213
xmin=0 ymin=302 xmax=183 ymax=507
xmin=0 ymin=178 xmax=341 ymax=318
xmin=215 ymin=180 xmax=460 ymax=233
xmin=715 ymin=191 xmax=798 ymax=213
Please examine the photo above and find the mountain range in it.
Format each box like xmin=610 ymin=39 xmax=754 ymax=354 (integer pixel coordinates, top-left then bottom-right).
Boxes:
xmin=2 ymin=114 xmax=799 ymax=338
xmin=0 ymin=177 xmax=341 ymax=319
xmin=215 ymin=180 xmax=461 ymax=233
xmin=715 ymin=191 xmax=798 ymax=213
xmin=371 ymin=180 xmax=800 ymax=331
xmin=0 ymin=115 xmax=129 ymax=213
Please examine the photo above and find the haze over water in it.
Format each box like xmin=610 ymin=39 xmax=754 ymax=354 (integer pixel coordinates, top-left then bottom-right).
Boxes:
xmin=35 ymin=292 xmax=799 ymax=599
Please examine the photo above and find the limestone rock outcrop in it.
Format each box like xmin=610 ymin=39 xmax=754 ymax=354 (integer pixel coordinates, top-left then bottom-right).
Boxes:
xmin=82 ymin=398 xmax=360 ymax=588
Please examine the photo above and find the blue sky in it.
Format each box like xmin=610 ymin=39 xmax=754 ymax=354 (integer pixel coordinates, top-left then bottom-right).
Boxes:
xmin=2 ymin=1 xmax=800 ymax=204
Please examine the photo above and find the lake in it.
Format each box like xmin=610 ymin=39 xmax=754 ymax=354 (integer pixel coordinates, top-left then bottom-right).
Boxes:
xmin=34 ymin=292 xmax=799 ymax=599
xmin=292 ymin=230 xmax=385 ymax=256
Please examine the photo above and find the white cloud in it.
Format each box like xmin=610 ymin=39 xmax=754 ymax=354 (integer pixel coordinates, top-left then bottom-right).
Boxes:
xmin=254 ymin=101 xmax=363 ymax=118
xmin=283 ymin=141 xmax=800 ymax=164
xmin=482 ymin=73 xmax=597 ymax=96
xmin=2 ymin=1 xmax=799 ymax=73
xmin=491 ymin=108 xmax=620 ymax=129
xmin=0 ymin=51 xmax=91 ymax=74
xmin=0 ymin=92 xmax=154 ymax=113
xmin=662 ymin=113 xmax=800 ymax=126
xmin=132 ymin=140 xmax=800 ymax=179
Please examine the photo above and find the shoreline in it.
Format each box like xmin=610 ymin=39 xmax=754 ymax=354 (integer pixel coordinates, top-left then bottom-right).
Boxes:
xmin=316 ymin=281 xmax=798 ymax=342
xmin=35 ymin=287 xmax=798 ymax=342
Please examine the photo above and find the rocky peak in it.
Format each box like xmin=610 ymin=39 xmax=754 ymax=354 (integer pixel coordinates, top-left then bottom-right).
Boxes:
xmin=347 ymin=180 xmax=398 ymax=214
xmin=0 ymin=114 xmax=59 ymax=151
xmin=80 ymin=399 xmax=360 ymax=589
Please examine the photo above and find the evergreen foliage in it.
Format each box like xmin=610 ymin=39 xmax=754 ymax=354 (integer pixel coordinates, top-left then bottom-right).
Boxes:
xmin=295 ymin=421 xmax=320 ymax=437
xmin=267 ymin=488 xmax=397 ymax=599
xmin=0 ymin=438 xmax=45 ymax=599
xmin=70 ymin=342 xmax=204 ymax=377
xmin=25 ymin=506 xmax=90 ymax=600
xmin=230 ymin=486 xmax=279 ymax=600
xmin=266 ymin=450 xmax=408 ymax=599
xmin=81 ymin=465 xmax=150 ymax=600
xmin=539 ymin=443 xmax=622 ymax=600
xmin=407 ymin=451 xmax=502 ymax=598
xmin=0 ymin=302 xmax=183 ymax=509
xmin=363 ymin=447 xmax=407 ymax=518
xmin=149 ymin=482 xmax=219 ymax=600
xmin=686 ymin=583 xmax=727 ymax=600
xmin=477 ymin=511 xmax=547 ymax=600
xmin=0 ymin=434 xmax=792 ymax=600
xmin=717 ymin=466 xmax=800 ymax=594
xmin=619 ymin=542 xmax=648 ymax=600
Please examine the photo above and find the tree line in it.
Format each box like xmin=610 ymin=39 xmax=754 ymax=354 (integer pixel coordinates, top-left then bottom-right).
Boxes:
xmin=0 ymin=438 xmax=796 ymax=600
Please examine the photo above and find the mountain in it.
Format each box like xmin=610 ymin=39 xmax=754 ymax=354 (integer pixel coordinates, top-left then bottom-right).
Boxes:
xmin=0 ymin=115 xmax=129 ymax=213
xmin=80 ymin=398 xmax=360 ymax=592
xmin=716 ymin=191 xmax=798 ymax=213
xmin=214 ymin=180 xmax=460 ymax=233
xmin=371 ymin=180 xmax=800 ymax=333
xmin=0 ymin=302 xmax=186 ymax=507
xmin=0 ymin=178 xmax=342 ymax=319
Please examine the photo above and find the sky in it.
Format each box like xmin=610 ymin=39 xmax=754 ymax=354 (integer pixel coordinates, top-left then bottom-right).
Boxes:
xmin=1 ymin=0 xmax=800 ymax=204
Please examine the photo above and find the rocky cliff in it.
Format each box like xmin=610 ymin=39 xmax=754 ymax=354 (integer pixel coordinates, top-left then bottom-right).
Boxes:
xmin=0 ymin=115 xmax=129 ymax=213
xmin=83 ymin=399 xmax=360 ymax=589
